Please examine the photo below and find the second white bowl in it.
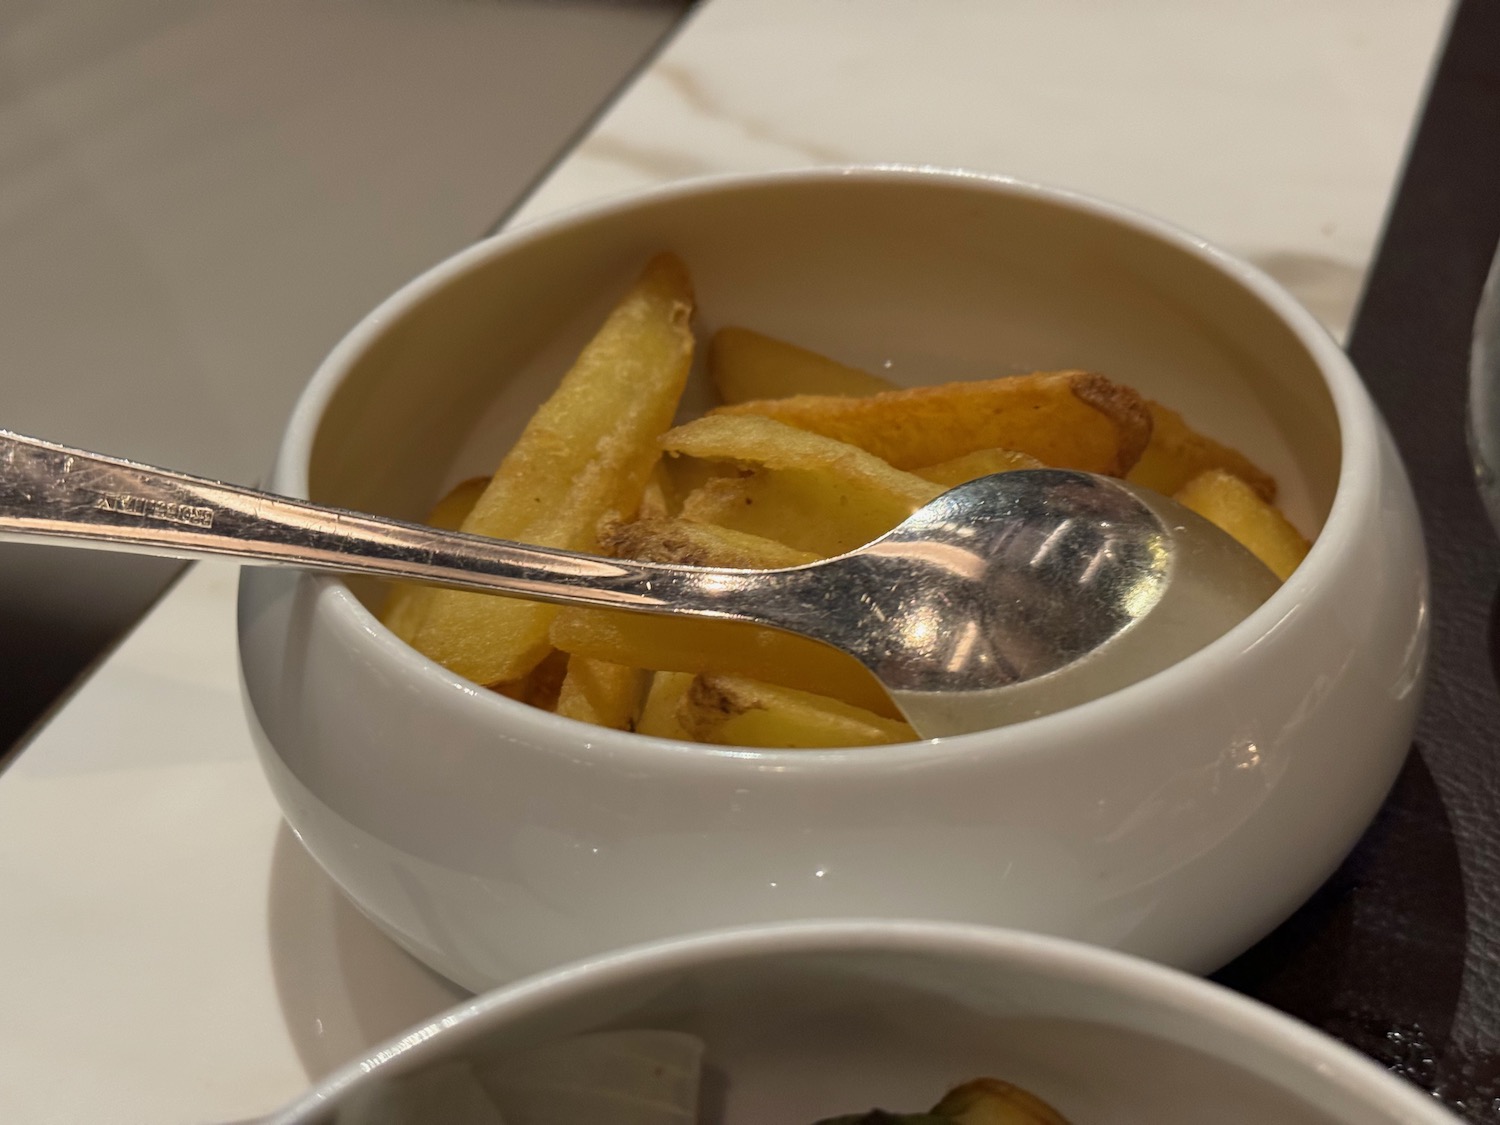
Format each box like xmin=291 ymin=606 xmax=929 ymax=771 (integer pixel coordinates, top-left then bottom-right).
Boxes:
xmin=265 ymin=921 xmax=1458 ymax=1125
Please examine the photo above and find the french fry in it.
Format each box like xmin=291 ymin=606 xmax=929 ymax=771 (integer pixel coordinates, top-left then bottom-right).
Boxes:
xmin=554 ymin=656 xmax=648 ymax=731
xmin=912 ymin=447 xmax=1043 ymax=488
xmin=549 ymin=609 xmax=900 ymax=718
xmin=490 ymin=649 xmax=571 ymax=711
xmin=563 ymin=513 xmax=881 ymax=726
xmin=560 ymin=511 xmax=888 ymax=719
xmin=381 ymin=586 xmax=427 ymax=646
xmin=664 ymin=414 xmax=942 ymax=555
xmin=601 ymin=515 xmax=818 ymax=569
xmin=1127 ymin=401 xmax=1277 ymax=502
xmin=709 ymin=326 xmax=898 ymax=402
xmin=1174 ymin=469 xmax=1308 ymax=581
xmin=678 ymin=674 xmax=916 ymax=748
xmin=648 ymin=448 xmax=742 ymax=519
xmin=636 ymin=463 xmax=674 ymax=521
xmin=663 ymin=414 xmax=941 ymax=506
xmin=422 ymin=476 xmax=492 ymax=531
xmin=381 ymin=476 xmax=489 ymax=642
xmin=714 ymin=371 xmax=1152 ymax=476
xmin=636 ymin=671 xmax=695 ymax=740
xmin=677 ymin=473 xmax=900 ymax=557
xmin=398 ymin=254 xmax=695 ymax=686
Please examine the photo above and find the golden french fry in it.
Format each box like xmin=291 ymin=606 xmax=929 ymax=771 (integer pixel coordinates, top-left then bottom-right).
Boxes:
xmin=381 ymin=586 xmax=428 ymax=647
xmin=636 ymin=671 xmax=695 ymax=740
xmin=678 ymin=473 xmax=904 ymax=556
xmin=400 ymin=254 xmax=695 ymax=686
xmin=381 ymin=476 xmax=490 ymax=641
xmin=636 ymin=463 xmax=674 ymax=521
xmin=663 ymin=414 xmax=941 ymax=504
xmin=601 ymin=516 xmax=818 ymax=569
xmin=651 ymin=450 xmax=736 ymax=518
xmin=709 ymin=326 xmax=898 ymax=402
xmin=1128 ymin=401 xmax=1277 ymax=502
xmin=665 ymin=414 xmax=942 ymax=555
xmin=678 ymin=674 xmax=916 ymax=748
xmin=714 ymin=371 xmax=1152 ymax=476
xmin=549 ymin=609 xmax=900 ymax=719
xmin=1174 ymin=469 xmax=1308 ymax=581
xmin=423 ymin=476 xmax=492 ymax=530
xmin=912 ymin=447 xmax=1043 ymax=488
xmin=554 ymin=656 xmax=648 ymax=731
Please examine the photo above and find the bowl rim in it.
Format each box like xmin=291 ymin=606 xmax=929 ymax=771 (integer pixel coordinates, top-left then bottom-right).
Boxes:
xmin=262 ymin=918 xmax=1455 ymax=1125
xmin=260 ymin=164 xmax=1382 ymax=767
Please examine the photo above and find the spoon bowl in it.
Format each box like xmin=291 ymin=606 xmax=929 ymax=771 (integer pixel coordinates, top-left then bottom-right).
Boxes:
xmin=0 ymin=430 xmax=1275 ymax=738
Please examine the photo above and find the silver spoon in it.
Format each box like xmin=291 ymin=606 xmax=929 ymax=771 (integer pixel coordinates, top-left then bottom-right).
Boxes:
xmin=0 ymin=430 xmax=1278 ymax=738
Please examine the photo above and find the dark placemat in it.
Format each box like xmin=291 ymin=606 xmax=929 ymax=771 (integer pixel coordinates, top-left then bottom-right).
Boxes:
xmin=1211 ymin=0 xmax=1500 ymax=1118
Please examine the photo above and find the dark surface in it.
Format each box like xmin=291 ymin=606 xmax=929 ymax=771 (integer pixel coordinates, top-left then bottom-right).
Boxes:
xmin=1212 ymin=0 xmax=1500 ymax=1118
xmin=0 ymin=551 xmax=183 ymax=764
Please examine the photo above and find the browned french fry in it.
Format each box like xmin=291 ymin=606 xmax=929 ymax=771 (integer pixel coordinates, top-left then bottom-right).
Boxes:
xmin=1174 ymin=469 xmax=1308 ymax=581
xmin=912 ymin=447 xmax=1043 ymax=488
xmin=381 ymin=476 xmax=490 ymax=642
xmin=714 ymin=371 xmax=1152 ymax=476
xmin=709 ymin=326 xmax=898 ymax=402
xmin=636 ymin=671 xmax=695 ymax=740
xmin=678 ymin=674 xmax=916 ymax=748
xmin=1128 ymin=401 xmax=1277 ymax=502
xmin=400 ymin=254 xmax=695 ymax=686
xmin=549 ymin=609 xmax=900 ymax=719
xmin=554 ymin=656 xmax=648 ymax=731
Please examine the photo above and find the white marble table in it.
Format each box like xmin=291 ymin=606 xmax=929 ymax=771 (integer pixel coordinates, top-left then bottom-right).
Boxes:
xmin=0 ymin=2 xmax=1450 ymax=1120
xmin=0 ymin=0 xmax=678 ymax=750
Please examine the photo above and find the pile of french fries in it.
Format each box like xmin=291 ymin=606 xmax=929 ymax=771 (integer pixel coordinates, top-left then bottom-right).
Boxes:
xmin=382 ymin=254 xmax=1309 ymax=748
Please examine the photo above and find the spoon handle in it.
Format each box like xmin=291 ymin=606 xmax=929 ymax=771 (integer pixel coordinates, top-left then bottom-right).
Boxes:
xmin=0 ymin=430 xmax=773 ymax=620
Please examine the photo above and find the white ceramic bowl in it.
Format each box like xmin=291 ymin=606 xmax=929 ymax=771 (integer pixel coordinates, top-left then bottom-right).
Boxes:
xmin=238 ymin=167 xmax=1427 ymax=993
xmin=264 ymin=921 xmax=1457 ymax=1124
